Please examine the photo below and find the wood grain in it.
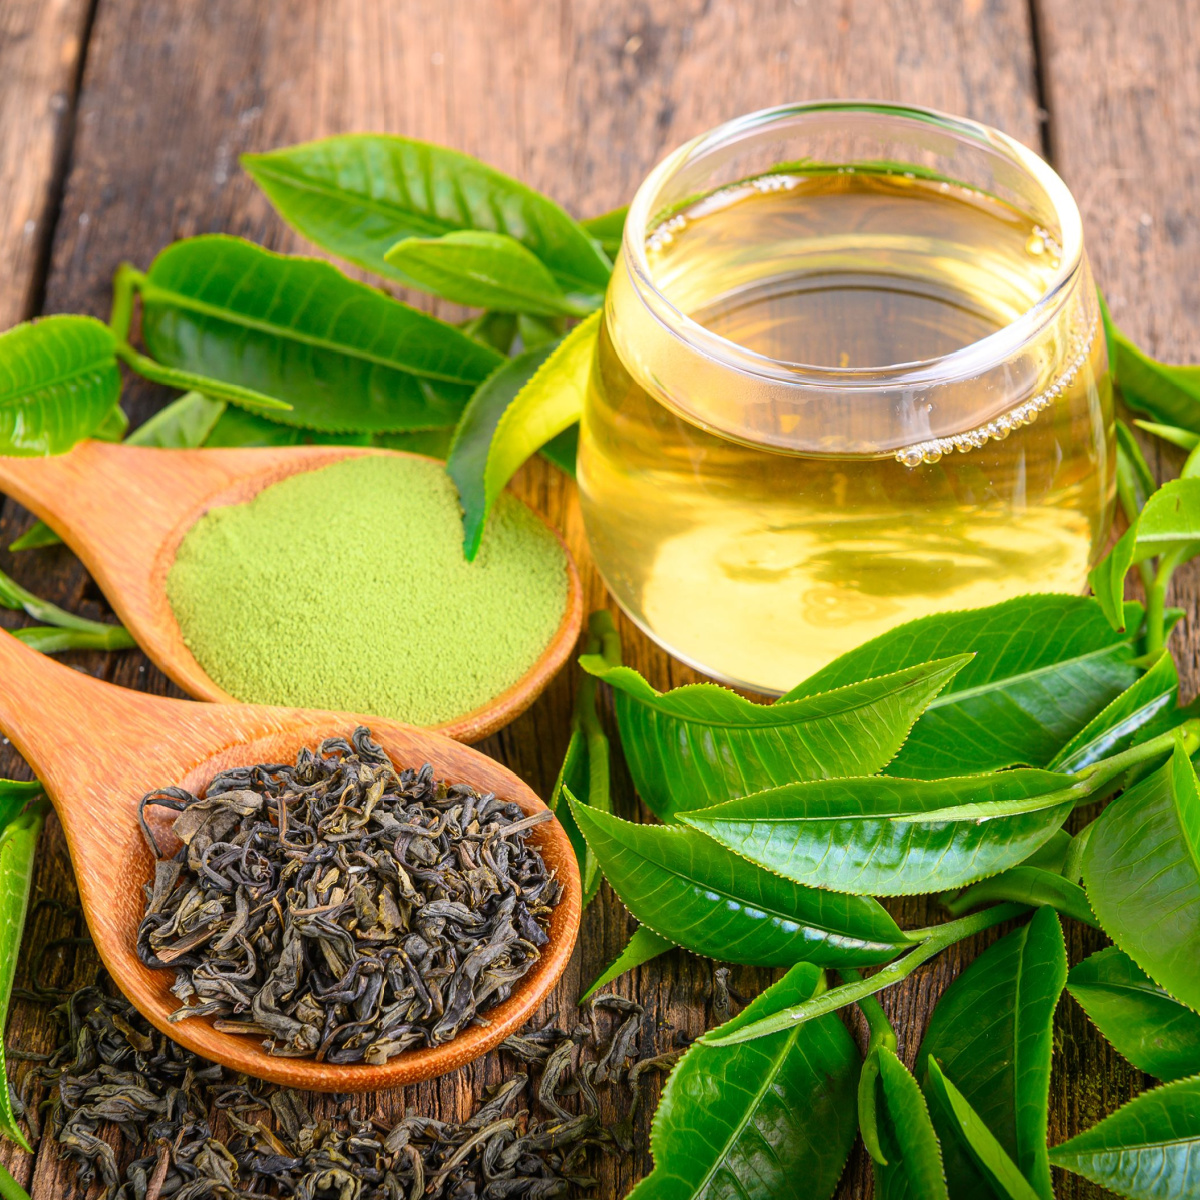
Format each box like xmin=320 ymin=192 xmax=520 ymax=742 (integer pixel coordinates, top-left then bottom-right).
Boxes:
xmin=0 ymin=0 xmax=95 ymax=330
xmin=1033 ymin=2 xmax=1200 ymax=1195
xmin=0 ymin=1 xmax=1135 ymax=1197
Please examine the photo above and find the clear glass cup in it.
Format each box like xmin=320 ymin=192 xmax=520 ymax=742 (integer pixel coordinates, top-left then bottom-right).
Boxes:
xmin=577 ymin=100 xmax=1114 ymax=695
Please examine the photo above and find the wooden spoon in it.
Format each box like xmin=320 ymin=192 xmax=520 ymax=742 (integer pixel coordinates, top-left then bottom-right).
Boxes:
xmin=0 ymin=440 xmax=582 ymax=742
xmin=0 ymin=630 xmax=582 ymax=1091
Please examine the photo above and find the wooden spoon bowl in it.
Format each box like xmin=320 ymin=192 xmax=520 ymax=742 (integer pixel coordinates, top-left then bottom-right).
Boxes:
xmin=0 ymin=631 xmax=582 ymax=1091
xmin=0 ymin=441 xmax=583 ymax=742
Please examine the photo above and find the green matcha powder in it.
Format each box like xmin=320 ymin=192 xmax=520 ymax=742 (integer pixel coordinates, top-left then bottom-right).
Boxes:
xmin=168 ymin=456 xmax=569 ymax=726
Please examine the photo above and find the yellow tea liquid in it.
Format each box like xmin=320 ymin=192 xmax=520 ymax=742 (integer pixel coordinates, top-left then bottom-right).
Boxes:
xmin=578 ymin=171 xmax=1114 ymax=693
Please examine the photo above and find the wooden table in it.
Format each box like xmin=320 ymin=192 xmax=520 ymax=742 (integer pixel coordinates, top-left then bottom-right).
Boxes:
xmin=0 ymin=2 xmax=1196 ymax=1196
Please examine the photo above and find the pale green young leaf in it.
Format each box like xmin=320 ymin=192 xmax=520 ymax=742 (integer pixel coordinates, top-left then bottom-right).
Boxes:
xmin=0 ymin=804 xmax=45 ymax=1151
xmin=241 ymin=135 xmax=612 ymax=293
xmin=782 ymin=596 xmax=1147 ymax=779
xmin=1089 ymin=523 xmax=1139 ymax=632
xmin=135 ymin=235 xmax=502 ymax=432
xmin=447 ymin=342 xmax=557 ymax=554
xmin=629 ymin=962 xmax=859 ymax=1200
xmin=1131 ymin=478 xmax=1200 ymax=561
xmin=683 ymin=769 xmax=1078 ymax=896
xmin=1134 ymin=420 xmax=1200 ymax=453
xmin=384 ymin=231 xmax=600 ymax=316
xmin=1116 ymin=420 xmax=1158 ymax=517
xmin=583 ymin=655 xmax=968 ymax=819
xmin=458 ymin=310 xmax=599 ymax=559
xmin=1068 ymin=947 xmax=1200 ymax=1082
xmin=0 ymin=315 xmax=120 ymax=457
xmin=127 ymin=390 xmax=227 ymax=448
xmin=581 ymin=926 xmax=675 ymax=1004
xmin=567 ymin=791 xmax=913 ymax=968
xmin=1083 ymin=745 xmax=1200 ymax=1010
xmin=1048 ymin=1074 xmax=1200 ymax=1200
xmin=11 ymin=625 xmax=135 ymax=654
xmin=580 ymin=206 xmax=628 ymax=258
xmin=943 ymin=866 xmax=1097 ymax=929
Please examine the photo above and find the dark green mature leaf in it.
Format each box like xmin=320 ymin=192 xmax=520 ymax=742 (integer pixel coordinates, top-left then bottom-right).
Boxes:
xmin=1050 ymin=650 xmax=1178 ymax=771
xmin=447 ymin=342 xmax=557 ymax=552
xmin=783 ymin=595 xmax=1148 ymax=779
xmin=538 ymin=422 xmax=578 ymax=476
xmin=1083 ymin=745 xmax=1200 ymax=1010
xmin=629 ymin=962 xmax=859 ymax=1200
xmin=548 ymin=610 xmax=619 ymax=908
xmin=683 ymin=769 xmax=1079 ymax=896
xmin=0 ymin=315 xmax=119 ymax=456
xmin=583 ymin=656 xmax=969 ymax=820
xmin=384 ymin=231 xmax=600 ymax=316
xmin=917 ymin=907 xmax=1067 ymax=1199
xmin=454 ymin=311 xmax=598 ymax=559
xmin=136 ymin=235 xmax=502 ymax=432
xmin=1049 ymin=1074 xmax=1200 ymax=1199
xmin=567 ymin=792 xmax=913 ymax=968
xmin=0 ymin=780 xmax=40 ymax=833
xmin=581 ymin=926 xmax=674 ymax=1004
xmin=242 ymin=135 xmax=612 ymax=293
xmin=1103 ymin=294 xmax=1200 ymax=433
xmin=868 ymin=1046 xmax=950 ymax=1200
xmin=203 ymin=405 xmax=372 ymax=448
xmin=581 ymin=206 xmax=627 ymax=258
xmin=923 ymin=1060 xmax=1041 ymax=1200
xmin=0 ymin=804 xmax=45 ymax=1150
xmin=1068 ymin=947 xmax=1200 ymax=1082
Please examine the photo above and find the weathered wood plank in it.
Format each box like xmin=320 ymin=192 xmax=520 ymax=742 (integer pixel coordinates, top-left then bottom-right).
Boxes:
xmin=1 ymin=2 xmax=1045 ymax=1196
xmin=0 ymin=0 xmax=94 ymax=329
xmin=1033 ymin=2 xmax=1200 ymax=1195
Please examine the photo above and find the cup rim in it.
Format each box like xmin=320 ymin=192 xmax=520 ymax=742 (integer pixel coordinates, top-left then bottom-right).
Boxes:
xmin=620 ymin=99 xmax=1086 ymax=389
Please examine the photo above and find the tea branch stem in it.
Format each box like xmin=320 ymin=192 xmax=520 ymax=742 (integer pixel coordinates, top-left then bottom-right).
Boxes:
xmin=839 ymin=967 xmax=897 ymax=1055
xmin=702 ymin=903 xmax=1027 ymax=1047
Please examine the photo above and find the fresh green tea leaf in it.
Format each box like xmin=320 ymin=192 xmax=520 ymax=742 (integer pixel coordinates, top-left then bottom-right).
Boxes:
xmin=1083 ymin=745 xmax=1200 ymax=1011
xmin=0 ymin=804 xmax=44 ymax=1150
xmin=135 ymin=235 xmax=502 ymax=432
xmin=683 ymin=769 xmax=1077 ymax=896
xmin=1068 ymin=946 xmax=1200 ymax=1082
xmin=0 ymin=315 xmax=120 ymax=456
xmin=1049 ymin=1074 xmax=1200 ymax=1200
xmin=1116 ymin=419 xmax=1158 ymax=516
xmin=460 ymin=310 xmax=518 ymax=355
xmin=0 ymin=1163 xmax=30 ymax=1200
xmin=447 ymin=342 xmax=557 ymax=549
xmin=0 ymin=781 xmax=39 ymax=833
xmin=943 ymin=867 xmax=1097 ymax=929
xmin=457 ymin=310 xmax=598 ymax=559
xmin=630 ymin=962 xmax=859 ymax=1200
xmin=1050 ymin=649 xmax=1178 ymax=771
xmin=538 ymin=422 xmax=578 ymax=476
xmin=1132 ymin=478 xmax=1200 ymax=560
xmin=0 ymin=564 xmax=130 ymax=643
xmin=916 ymin=907 xmax=1066 ymax=1199
xmin=385 ymin=231 xmax=600 ymax=316
xmin=93 ymin=402 xmax=129 ymax=442
xmin=242 ymin=135 xmax=612 ymax=293
xmin=583 ymin=655 xmax=968 ymax=819
xmin=923 ymin=1060 xmax=1042 ymax=1200
xmin=783 ymin=595 xmax=1148 ymax=779
xmin=11 ymin=625 xmax=135 ymax=654
xmin=202 ymin=405 xmax=371 ymax=448
xmin=1134 ymin=420 xmax=1199 ymax=453
xmin=581 ymin=925 xmax=674 ymax=1004
xmin=567 ymin=792 xmax=913 ymax=968
xmin=127 ymin=390 xmax=227 ymax=448
xmin=1103 ymin=293 xmax=1200 ymax=433
xmin=869 ymin=1046 xmax=950 ymax=1200
xmin=515 ymin=313 xmax=564 ymax=350
xmin=1089 ymin=524 xmax=1139 ymax=632
xmin=549 ymin=610 xmax=619 ymax=908
xmin=581 ymin=205 xmax=627 ymax=258
xmin=7 ymin=521 xmax=63 ymax=552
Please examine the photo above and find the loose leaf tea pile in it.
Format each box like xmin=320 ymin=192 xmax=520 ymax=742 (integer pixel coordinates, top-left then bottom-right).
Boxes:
xmin=137 ymin=728 xmax=561 ymax=1064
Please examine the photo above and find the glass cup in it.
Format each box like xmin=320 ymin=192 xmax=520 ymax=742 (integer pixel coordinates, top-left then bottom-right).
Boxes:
xmin=577 ymin=101 xmax=1114 ymax=695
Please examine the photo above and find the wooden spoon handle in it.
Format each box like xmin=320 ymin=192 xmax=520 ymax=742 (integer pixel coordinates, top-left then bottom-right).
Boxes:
xmin=0 ymin=630 xmax=172 ymax=800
